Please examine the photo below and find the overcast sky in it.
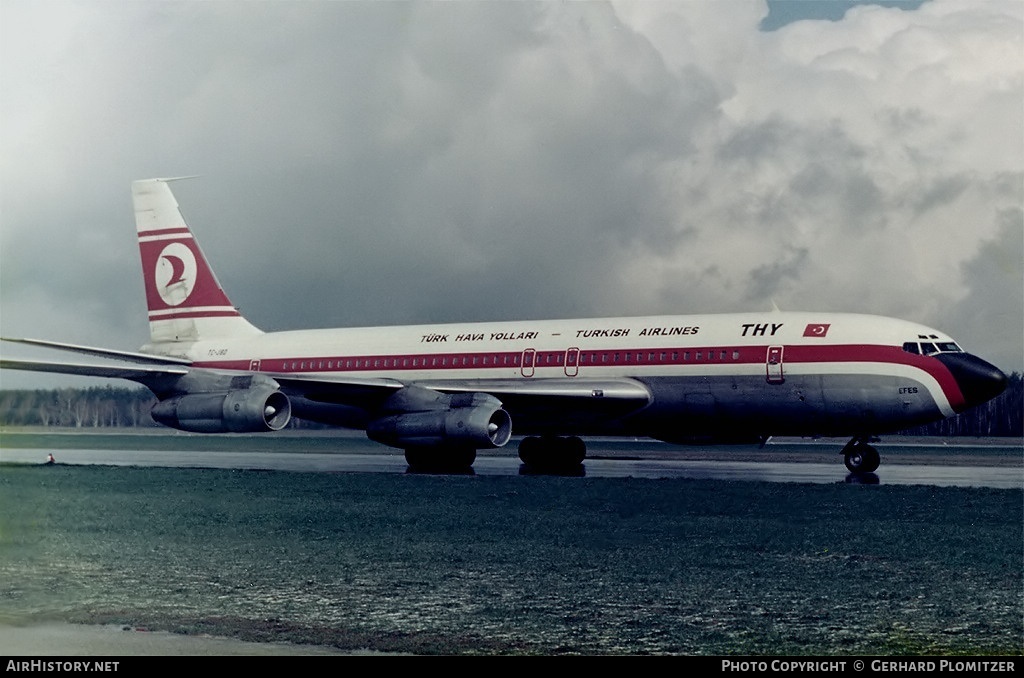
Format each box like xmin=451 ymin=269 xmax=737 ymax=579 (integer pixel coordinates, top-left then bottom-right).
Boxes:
xmin=1 ymin=0 xmax=1021 ymax=391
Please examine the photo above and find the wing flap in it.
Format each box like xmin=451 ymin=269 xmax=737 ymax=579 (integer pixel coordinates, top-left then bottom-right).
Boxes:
xmin=270 ymin=375 xmax=651 ymax=418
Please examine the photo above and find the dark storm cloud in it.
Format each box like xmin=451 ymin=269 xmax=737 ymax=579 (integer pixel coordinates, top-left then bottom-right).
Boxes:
xmin=946 ymin=207 xmax=1024 ymax=373
xmin=745 ymin=248 xmax=810 ymax=302
xmin=158 ymin=1 xmax=722 ymax=330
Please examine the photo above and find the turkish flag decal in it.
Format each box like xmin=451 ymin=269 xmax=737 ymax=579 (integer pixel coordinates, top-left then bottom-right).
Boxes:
xmin=803 ymin=323 xmax=831 ymax=337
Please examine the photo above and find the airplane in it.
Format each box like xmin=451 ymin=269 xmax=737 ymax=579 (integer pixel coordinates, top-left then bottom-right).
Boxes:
xmin=0 ymin=178 xmax=1009 ymax=473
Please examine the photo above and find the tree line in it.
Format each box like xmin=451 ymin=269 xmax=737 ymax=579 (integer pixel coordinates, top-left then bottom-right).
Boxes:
xmin=0 ymin=386 xmax=159 ymax=428
xmin=0 ymin=376 xmax=1021 ymax=435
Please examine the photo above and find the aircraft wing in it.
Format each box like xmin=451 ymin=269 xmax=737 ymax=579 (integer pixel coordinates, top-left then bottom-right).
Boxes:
xmin=416 ymin=377 xmax=652 ymax=402
xmin=271 ymin=373 xmax=410 ymax=406
xmin=0 ymin=358 xmax=190 ymax=380
xmin=273 ymin=374 xmax=650 ymax=401
xmin=2 ymin=333 xmax=652 ymax=423
xmin=1 ymin=338 xmax=192 ymax=365
xmin=419 ymin=377 xmax=654 ymax=419
xmin=270 ymin=374 xmax=652 ymax=417
xmin=0 ymin=352 xmax=404 ymax=400
xmin=267 ymin=374 xmax=652 ymax=435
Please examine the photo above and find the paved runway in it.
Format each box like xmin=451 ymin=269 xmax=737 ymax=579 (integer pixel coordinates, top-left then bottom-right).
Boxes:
xmin=1 ymin=436 xmax=1019 ymax=656
xmin=2 ymin=438 xmax=1020 ymax=488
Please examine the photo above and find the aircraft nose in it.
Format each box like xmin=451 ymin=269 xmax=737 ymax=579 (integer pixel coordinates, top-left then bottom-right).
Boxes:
xmin=935 ymin=353 xmax=1008 ymax=410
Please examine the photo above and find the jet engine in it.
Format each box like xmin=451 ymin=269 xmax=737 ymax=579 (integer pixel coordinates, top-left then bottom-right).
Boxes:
xmin=366 ymin=387 xmax=512 ymax=449
xmin=151 ymin=385 xmax=292 ymax=433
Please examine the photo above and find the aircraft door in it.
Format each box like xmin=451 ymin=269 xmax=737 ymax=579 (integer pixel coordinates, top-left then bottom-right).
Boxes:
xmin=564 ymin=347 xmax=580 ymax=377
xmin=521 ymin=349 xmax=536 ymax=378
xmin=249 ymin=359 xmax=261 ymax=372
xmin=766 ymin=346 xmax=784 ymax=384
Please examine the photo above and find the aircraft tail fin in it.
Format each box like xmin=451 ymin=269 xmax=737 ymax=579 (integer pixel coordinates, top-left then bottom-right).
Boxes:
xmin=132 ymin=178 xmax=262 ymax=344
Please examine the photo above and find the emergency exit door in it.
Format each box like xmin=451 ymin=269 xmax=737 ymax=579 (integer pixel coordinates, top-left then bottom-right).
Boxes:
xmin=564 ymin=347 xmax=580 ymax=377
xmin=521 ymin=349 xmax=536 ymax=377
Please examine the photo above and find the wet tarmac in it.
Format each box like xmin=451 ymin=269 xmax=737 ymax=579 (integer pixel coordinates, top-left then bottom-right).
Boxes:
xmin=1 ymin=436 xmax=1019 ymax=656
xmin=1 ymin=439 xmax=1021 ymax=488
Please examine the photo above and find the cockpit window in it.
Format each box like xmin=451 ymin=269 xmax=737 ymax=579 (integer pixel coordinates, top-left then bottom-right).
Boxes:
xmin=903 ymin=341 xmax=963 ymax=355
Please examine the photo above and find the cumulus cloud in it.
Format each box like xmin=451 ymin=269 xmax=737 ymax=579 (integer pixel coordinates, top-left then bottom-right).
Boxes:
xmin=1 ymin=0 xmax=1021 ymax=385
xmin=613 ymin=0 xmax=1023 ymax=369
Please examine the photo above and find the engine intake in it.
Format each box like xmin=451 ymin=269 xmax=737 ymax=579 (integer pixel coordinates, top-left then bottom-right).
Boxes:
xmin=151 ymin=386 xmax=291 ymax=433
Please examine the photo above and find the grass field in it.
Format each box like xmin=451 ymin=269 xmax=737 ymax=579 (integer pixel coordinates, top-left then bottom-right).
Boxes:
xmin=1 ymin=459 xmax=1020 ymax=655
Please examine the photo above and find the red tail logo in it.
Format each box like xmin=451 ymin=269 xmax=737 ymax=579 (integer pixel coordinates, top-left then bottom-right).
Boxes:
xmin=155 ymin=242 xmax=197 ymax=306
xmin=133 ymin=178 xmax=260 ymax=340
xmin=139 ymin=231 xmax=234 ymax=316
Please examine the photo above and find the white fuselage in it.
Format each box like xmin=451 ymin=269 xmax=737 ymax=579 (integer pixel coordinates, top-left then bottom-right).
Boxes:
xmin=157 ymin=311 xmax=970 ymax=439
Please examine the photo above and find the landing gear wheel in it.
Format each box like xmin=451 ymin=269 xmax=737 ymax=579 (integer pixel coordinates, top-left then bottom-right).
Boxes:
xmin=518 ymin=436 xmax=586 ymax=472
xmin=404 ymin=447 xmax=476 ymax=472
xmin=844 ymin=444 xmax=880 ymax=474
xmin=517 ymin=436 xmax=543 ymax=467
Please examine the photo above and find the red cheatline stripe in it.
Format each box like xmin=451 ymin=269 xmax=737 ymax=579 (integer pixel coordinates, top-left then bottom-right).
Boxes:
xmin=149 ymin=309 xmax=241 ymax=320
xmin=139 ymin=227 xmax=191 ymax=238
xmin=787 ymin=345 xmax=965 ymax=410
xmin=188 ymin=342 xmax=965 ymax=411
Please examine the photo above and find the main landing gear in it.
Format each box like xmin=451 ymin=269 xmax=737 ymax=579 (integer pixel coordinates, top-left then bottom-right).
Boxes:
xmin=404 ymin=447 xmax=476 ymax=473
xmin=518 ymin=436 xmax=586 ymax=472
xmin=842 ymin=437 xmax=880 ymax=474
